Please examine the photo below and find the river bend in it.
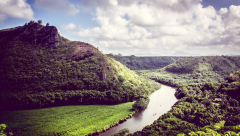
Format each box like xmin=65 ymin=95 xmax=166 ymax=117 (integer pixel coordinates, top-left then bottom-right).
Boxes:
xmin=99 ymin=85 xmax=177 ymax=136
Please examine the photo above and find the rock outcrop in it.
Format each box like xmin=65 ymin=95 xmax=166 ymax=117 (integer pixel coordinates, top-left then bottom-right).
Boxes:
xmin=0 ymin=21 xmax=60 ymax=48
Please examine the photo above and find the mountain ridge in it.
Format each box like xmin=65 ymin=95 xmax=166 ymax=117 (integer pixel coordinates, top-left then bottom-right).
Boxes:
xmin=107 ymin=54 xmax=183 ymax=70
xmin=0 ymin=21 xmax=159 ymax=110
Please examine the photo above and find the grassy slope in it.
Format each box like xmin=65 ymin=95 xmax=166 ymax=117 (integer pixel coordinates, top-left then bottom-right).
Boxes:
xmin=144 ymin=56 xmax=240 ymax=87
xmin=0 ymin=102 xmax=135 ymax=136
xmin=107 ymin=54 xmax=182 ymax=70
xmin=0 ymin=22 xmax=158 ymax=110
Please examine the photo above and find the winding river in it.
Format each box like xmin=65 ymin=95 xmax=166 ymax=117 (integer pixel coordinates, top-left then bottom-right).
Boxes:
xmin=99 ymin=85 xmax=177 ymax=136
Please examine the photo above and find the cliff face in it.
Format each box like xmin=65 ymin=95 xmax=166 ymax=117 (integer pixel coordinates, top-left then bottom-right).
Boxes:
xmin=0 ymin=22 xmax=60 ymax=48
xmin=37 ymin=26 xmax=60 ymax=48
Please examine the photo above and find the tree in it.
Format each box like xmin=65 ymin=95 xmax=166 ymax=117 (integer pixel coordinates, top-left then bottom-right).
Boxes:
xmin=0 ymin=124 xmax=7 ymax=136
xmin=38 ymin=20 xmax=42 ymax=24
xmin=46 ymin=23 xmax=49 ymax=26
xmin=132 ymin=98 xmax=150 ymax=110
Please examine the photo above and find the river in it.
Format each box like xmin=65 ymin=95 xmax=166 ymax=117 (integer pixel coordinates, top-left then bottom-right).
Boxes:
xmin=99 ymin=85 xmax=177 ymax=136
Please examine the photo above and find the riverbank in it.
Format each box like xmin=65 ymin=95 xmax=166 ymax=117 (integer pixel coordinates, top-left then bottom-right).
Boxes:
xmin=90 ymin=111 xmax=139 ymax=136
xmin=0 ymin=102 xmax=135 ymax=136
xmin=99 ymin=85 xmax=178 ymax=136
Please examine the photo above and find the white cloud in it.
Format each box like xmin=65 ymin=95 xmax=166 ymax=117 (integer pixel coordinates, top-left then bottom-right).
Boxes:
xmin=64 ymin=23 xmax=77 ymax=30
xmin=35 ymin=0 xmax=79 ymax=15
xmin=0 ymin=0 xmax=34 ymax=23
xmin=75 ymin=0 xmax=240 ymax=55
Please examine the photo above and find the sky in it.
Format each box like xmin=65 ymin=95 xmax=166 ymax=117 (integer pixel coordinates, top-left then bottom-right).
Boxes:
xmin=0 ymin=0 xmax=240 ymax=56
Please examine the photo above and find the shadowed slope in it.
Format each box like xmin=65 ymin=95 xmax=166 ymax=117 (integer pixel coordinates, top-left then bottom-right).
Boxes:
xmin=0 ymin=21 xmax=159 ymax=110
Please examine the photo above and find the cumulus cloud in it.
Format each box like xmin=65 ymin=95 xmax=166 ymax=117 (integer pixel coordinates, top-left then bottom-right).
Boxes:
xmin=74 ymin=0 xmax=240 ymax=55
xmin=64 ymin=23 xmax=77 ymax=30
xmin=0 ymin=0 xmax=34 ymax=23
xmin=35 ymin=0 xmax=79 ymax=15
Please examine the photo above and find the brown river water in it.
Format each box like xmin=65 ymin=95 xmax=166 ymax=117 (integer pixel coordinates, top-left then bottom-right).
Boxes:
xmin=99 ymin=85 xmax=178 ymax=136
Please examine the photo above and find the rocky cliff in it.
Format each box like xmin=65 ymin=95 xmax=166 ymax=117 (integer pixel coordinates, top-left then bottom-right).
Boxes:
xmin=0 ymin=21 xmax=60 ymax=48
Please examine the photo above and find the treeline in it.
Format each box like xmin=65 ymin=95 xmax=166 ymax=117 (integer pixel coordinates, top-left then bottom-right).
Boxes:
xmin=0 ymin=90 xmax=142 ymax=111
xmin=107 ymin=54 xmax=182 ymax=70
xmin=127 ymin=70 xmax=240 ymax=135
xmin=0 ymin=21 xmax=160 ymax=110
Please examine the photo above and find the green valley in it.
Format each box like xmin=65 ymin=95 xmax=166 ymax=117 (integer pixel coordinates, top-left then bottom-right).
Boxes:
xmin=107 ymin=54 xmax=182 ymax=70
xmin=128 ymin=69 xmax=240 ymax=136
xmin=1 ymin=21 xmax=240 ymax=136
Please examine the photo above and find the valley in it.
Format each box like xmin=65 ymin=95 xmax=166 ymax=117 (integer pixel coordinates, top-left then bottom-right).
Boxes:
xmin=1 ymin=21 xmax=240 ymax=136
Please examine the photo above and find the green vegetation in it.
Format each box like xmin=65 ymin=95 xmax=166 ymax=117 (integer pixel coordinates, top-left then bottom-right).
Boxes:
xmin=132 ymin=98 xmax=150 ymax=110
xmin=3 ymin=21 xmax=240 ymax=136
xmin=107 ymin=54 xmax=182 ymax=70
xmin=112 ymin=128 xmax=130 ymax=136
xmin=0 ymin=124 xmax=7 ymax=136
xmin=128 ymin=70 xmax=240 ymax=136
xmin=143 ymin=56 xmax=240 ymax=87
xmin=0 ymin=21 xmax=158 ymax=110
xmin=0 ymin=102 xmax=135 ymax=136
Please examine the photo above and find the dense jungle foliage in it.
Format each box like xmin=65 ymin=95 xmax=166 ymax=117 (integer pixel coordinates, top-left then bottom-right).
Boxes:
xmin=142 ymin=56 xmax=240 ymax=87
xmin=128 ymin=70 xmax=240 ymax=136
xmin=107 ymin=54 xmax=182 ymax=70
xmin=0 ymin=21 xmax=160 ymax=110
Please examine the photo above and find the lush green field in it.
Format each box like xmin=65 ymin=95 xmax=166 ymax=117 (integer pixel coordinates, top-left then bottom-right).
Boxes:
xmin=0 ymin=102 xmax=135 ymax=136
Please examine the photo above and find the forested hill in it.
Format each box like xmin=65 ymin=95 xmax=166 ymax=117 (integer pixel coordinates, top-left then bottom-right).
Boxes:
xmin=107 ymin=54 xmax=182 ymax=70
xmin=129 ymin=71 xmax=240 ymax=136
xmin=144 ymin=56 xmax=240 ymax=87
xmin=0 ymin=21 xmax=159 ymax=110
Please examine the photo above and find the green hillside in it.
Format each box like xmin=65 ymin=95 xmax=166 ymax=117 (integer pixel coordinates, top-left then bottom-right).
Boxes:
xmin=0 ymin=21 xmax=159 ymax=110
xmin=128 ymin=70 xmax=240 ymax=136
xmin=144 ymin=56 xmax=240 ymax=87
xmin=107 ymin=54 xmax=182 ymax=70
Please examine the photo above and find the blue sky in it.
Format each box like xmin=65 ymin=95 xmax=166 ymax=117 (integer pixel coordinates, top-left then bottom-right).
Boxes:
xmin=0 ymin=0 xmax=240 ymax=56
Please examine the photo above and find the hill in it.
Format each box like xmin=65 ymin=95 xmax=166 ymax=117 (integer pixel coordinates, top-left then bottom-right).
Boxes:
xmin=144 ymin=56 xmax=240 ymax=87
xmin=129 ymin=70 xmax=240 ymax=136
xmin=0 ymin=21 xmax=159 ymax=110
xmin=107 ymin=54 xmax=182 ymax=70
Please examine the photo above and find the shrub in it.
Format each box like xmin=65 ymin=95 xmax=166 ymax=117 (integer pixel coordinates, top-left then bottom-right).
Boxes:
xmin=0 ymin=124 xmax=7 ymax=136
xmin=132 ymin=98 xmax=150 ymax=110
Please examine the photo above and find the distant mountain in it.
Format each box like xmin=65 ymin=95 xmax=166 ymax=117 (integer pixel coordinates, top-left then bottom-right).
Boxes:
xmin=207 ymin=54 xmax=240 ymax=56
xmin=226 ymin=54 xmax=240 ymax=56
xmin=107 ymin=54 xmax=183 ymax=70
xmin=133 ymin=53 xmax=160 ymax=56
xmin=172 ymin=51 xmax=202 ymax=56
xmin=0 ymin=21 xmax=157 ymax=110
xmin=207 ymin=54 xmax=219 ymax=56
